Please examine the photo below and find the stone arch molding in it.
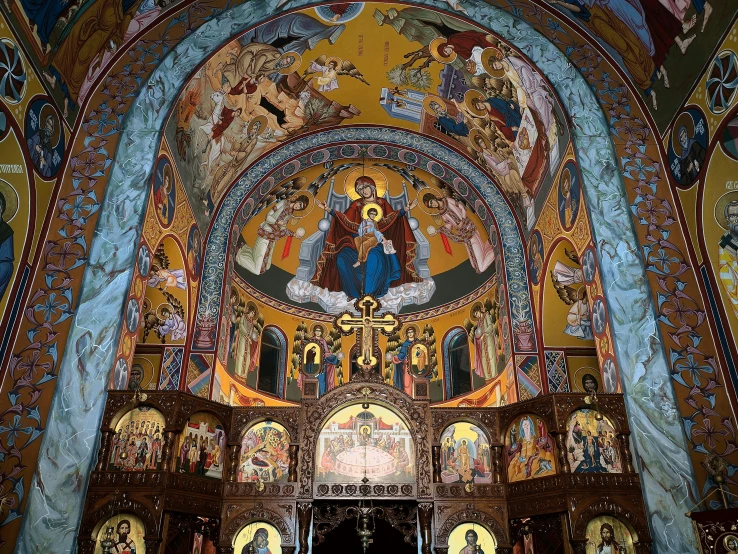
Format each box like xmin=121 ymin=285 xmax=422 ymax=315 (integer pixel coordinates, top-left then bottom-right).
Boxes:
xmin=19 ymin=0 xmax=698 ymax=553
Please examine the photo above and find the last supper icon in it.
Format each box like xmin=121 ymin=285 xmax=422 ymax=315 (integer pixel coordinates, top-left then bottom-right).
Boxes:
xmin=315 ymin=403 xmax=414 ymax=483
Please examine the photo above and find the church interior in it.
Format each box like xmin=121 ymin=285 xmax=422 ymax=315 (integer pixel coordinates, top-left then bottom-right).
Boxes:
xmin=0 ymin=0 xmax=737 ymax=552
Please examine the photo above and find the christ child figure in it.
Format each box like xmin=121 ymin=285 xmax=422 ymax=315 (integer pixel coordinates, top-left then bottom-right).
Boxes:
xmin=353 ymin=207 xmax=385 ymax=267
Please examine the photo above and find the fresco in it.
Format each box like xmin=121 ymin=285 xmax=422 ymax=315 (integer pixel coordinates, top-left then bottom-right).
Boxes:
xmin=165 ymin=5 xmax=569 ymax=237
xmin=108 ymin=407 xmax=166 ymax=471
xmin=292 ymin=322 xmax=344 ymax=397
xmin=24 ymin=98 xmax=64 ymax=179
xmin=440 ymin=422 xmax=492 ymax=483
xmin=94 ymin=514 xmax=147 ymax=554
xmin=233 ymin=522 xmax=282 ymax=554
xmin=315 ymin=403 xmax=414 ymax=483
xmin=129 ymin=353 xmax=161 ymax=390
xmin=557 ymin=161 xmax=580 ymax=230
xmin=238 ymin=421 xmax=291 ymax=484
xmin=175 ymin=412 xmax=226 ymax=479
xmin=565 ymin=409 xmax=621 ymax=473
xmin=447 ymin=523 xmax=497 ymax=554
xmin=667 ymin=107 xmax=708 ymax=187
xmin=504 ymin=414 xmax=556 ymax=481
xmin=226 ymin=288 xmax=265 ymax=383
xmin=584 ymin=516 xmax=635 ymax=554
xmin=571 ymin=365 xmax=601 ymax=395
xmin=463 ymin=296 xmax=504 ymax=381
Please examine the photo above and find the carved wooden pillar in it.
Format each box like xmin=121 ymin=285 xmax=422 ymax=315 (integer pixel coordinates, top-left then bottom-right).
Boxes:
xmin=618 ymin=434 xmax=635 ymax=473
xmin=434 ymin=547 xmax=449 ymax=554
xmin=282 ymin=547 xmax=296 ymax=554
xmin=227 ymin=443 xmax=241 ymax=482
xmin=553 ymin=432 xmax=570 ymax=473
xmin=432 ymin=446 xmax=442 ymax=483
xmin=77 ymin=538 xmax=96 ymax=554
xmin=495 ymin=548 xmax=513 ymax=554
xmin=297 ymin=502 xmax=313 ymax=554
xmin=161 ymin=430 xmax=176 ymax=467
xmin=216 ymin=546 xmax=235 ymax=554
xmin=634 ymin=542 xmax=653 ymax=554
xmin=569 ymin=540 xmax=587 ymax=554
xmin=95 ymin=430 xmax=112 ymax=471
xmin=144 ymin=539 xmax=162 ymax=553
xmin=289 ymin=445 xmax=299 ymax=482
xmin=492 ymin=445 xmax=504 ymax=483
xmin=418 ymin=502 xmax=433 ymax=554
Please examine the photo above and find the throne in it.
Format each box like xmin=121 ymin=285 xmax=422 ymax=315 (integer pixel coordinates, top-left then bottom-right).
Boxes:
xmin=287 ymin=179 xmax=434 ymax=313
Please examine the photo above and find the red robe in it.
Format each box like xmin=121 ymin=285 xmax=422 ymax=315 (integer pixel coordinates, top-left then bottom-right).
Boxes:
xmin=520 ymin=109 xmax=549 ymax=195
xmin=447 ymin=31 xmax=492 ymax=60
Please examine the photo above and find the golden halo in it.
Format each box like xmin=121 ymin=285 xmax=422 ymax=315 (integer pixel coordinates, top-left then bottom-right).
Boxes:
xmin=429 ymin=37 xmax=457 ymax=63
xmin=288 ymin=190 xmax=314 ymax=218
xmin=161 ymin=163 xmax=173 ymax=193
xmin=247 ymin=115 xmax=268 ymax=137
xmin=560 ymin=167 xmax=572 ymax=191
xmin=469 ymin=127 xmax=491 ymax=153
xmin=39 ymin=103 xmax=61 ymax=147
xmin=325 ymin=56 xmax=342 ymax=68
xmin=465 ymin=89 xmax=487 ymax=117
xmin=723 ymin=535 xmax=738 ymax=551
xmin=403 ymin=324 xmax=420 ymax=339
xmin=156 ymin=303 xmax=172 ymax=319
xmin=359 ymin=425 xmax=371 ymax=436
xmin=714 ymin=191 xmax=738 ymax=230
xmin=344 ymin=167 xmax=388 ymax=200
xmin=480 ymin=47 xmax=506 ymax=79
xmin=0 ymin=179 xmax=19 ymax=222
xmin=469 ymin=301 xmax=484 ymax=321
xmin=309 ymin=322 xmax=326 ymax=337
xmin=573 ymin=367 xmax=601 ymax=393
xmin=417 ymin=186 xmax=445 ymax=216
xmin=422 ymin=94 xmax=447 ymax=116
xmin=672 ymin=111 xmax=696 ymax=153
xmin=245 ymin=301 xmax=258 ymax=315
xmin=278 ymin=51 xmax=302 ymax=74
xmin=361 ymin=202 xmax=383 ymax=221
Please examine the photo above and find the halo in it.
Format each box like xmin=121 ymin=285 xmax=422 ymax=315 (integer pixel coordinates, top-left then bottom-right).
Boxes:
xmin=417 ymin=186 xmax=445 ymax=216
xmin=156 ymin=303 xmax=172 ymax=319
xmin=325 ymin=56 xmax=342 ymax=68
xmin=278 ymin=51 xmax=302 ymax=74
xmin=0 ymin=179 xmax=19 ymax=222
xmin=161 ymin=163 xmax=173 ymax=193
xmin=245 ymin=300 xmax=258 ymax=315
xmin=403 ymin=324 xmax=420 ymax=338
xmin=309 ymin=322 xmax=326 ymax=337
xmin=361 ymin=202 xmax=383 ymax=221
xmin=464 ymin=89 xmax=487 ymax=117
xmin=422 ymin=94 xmax=447 ymax=116
xmin=39 ymin=102 xmax=61 ymax=147
xmin=714 ymin=190 xmax=738 ymax=230
xmin=344 ymin=166 xmax=388 ymax=200
xmin=723 ymin=535 xmax=738 ymax=550
xmin=429 ymin=37 xmax=457 ymax=63
xmin=247 ymin=115 xmax=268 ymax=137
xmin=469 ymin=301 xmax=484 ymax=321
xmin=672 ymin=111 xmax=696 ymax=153
xmin=560 ymin=167 xmax=572 ymax=191
xmin=480 ymin=47 xmax=506 ymax=79
xmin=573 ymin=367 xmax=600 ymax=393
xmin=289 ymin=190 xmax=314 ymax=218
xmin=469 ymin=127 xmax=491 ymax=152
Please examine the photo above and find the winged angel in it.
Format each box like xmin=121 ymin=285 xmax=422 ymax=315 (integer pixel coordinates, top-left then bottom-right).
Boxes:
xmin=550 ymin=249 xmax=592 ymax=340
xmin=146 ymin=245 xmax=187 ymax=292
xmin=303 ymin=54 xmax=370 ymax=92
xmin=142 ymin=291 xmax=187 ymax=343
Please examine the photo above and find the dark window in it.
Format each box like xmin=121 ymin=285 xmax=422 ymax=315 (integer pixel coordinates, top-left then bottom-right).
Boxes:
xmin=449 ymin=332 xmax=472 ymax=398
xmin=257 ymin=329 xmax=282 ymax=395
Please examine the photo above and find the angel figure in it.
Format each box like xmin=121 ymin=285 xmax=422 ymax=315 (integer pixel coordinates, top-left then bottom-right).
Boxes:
xmin=141 ymin=292 xmax=187 ymax=343
xmin=147 ymin=245 xmax=187 ymax=292
xmin=303 ymin=55 xmax=369 ymax=93
xmin=550 ymin=250 xmax=592 ymax=340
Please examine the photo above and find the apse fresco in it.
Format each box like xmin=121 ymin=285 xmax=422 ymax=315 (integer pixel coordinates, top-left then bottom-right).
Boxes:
xmin=315 ymin=404 xmax=414 ymax=483
xmin=447 ymin=523 xmax=497 ymax=554
xmin=109 ymin=407 xmax=166 ymax=471
xmin=164 ymin=4 xmax=570 ymax=236
xmin=566 ymin=409 xmax=621 ymax=474
xmin=175 ymin=412 xmax=226 ymax=479
xmin=584 ymin=516 xmax=635 ymax=554
xmin=504 ymin=414 xmax=556 ymax=482
xmin=233 ymin=522 xmax=282 ymax=554
xmin=94 ymin=514 xmax=147 ymax=554
xmin=238 ymin=421 xmax=291 ymax=484
xmin=440 ymin=422 xmax=492 ymax=483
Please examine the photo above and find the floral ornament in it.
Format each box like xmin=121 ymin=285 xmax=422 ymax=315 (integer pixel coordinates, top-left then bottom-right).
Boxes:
xmin=591 ymin=298 xmax=607 ymax=335
xmin=126 ymin=298 xmax=140 ymax=333
xmin=137 ymin=244 xmax=151 ymax=277
xmin=707 ymin=50 xmax=738 ymax=115
xmin=581 ymin=247 xmax=596 ymax=284
xmin=602 ymin=358 xmax=618 ymax=393
xmin=674 ymin=354 xmax=714 ymax=388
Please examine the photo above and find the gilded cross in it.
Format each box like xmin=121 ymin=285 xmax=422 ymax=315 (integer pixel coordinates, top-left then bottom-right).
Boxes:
xmin=334 ymin=295 xmax=400 ymax=368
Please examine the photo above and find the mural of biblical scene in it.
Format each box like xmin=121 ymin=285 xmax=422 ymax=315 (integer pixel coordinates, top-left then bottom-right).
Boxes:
xmin=174 ymin=412 xmax=226 ymax=479
xmin=374 ymin=6 xmax=570 ymax=233
xmin=128 ymin=353 xmax=161 ymax=390
xmin=667 ymin=107 xmax=707 ymax=187
xmin=108 ymin=407 xmax=166 ymax=471
xmin=94 ymin=514 xmax=147 ymax=554
xmin=233 ymin=522 xmax=282 ymax=554
xmin=464 ymin=297 xmax=503 ymax=381
xmin=505 ymin=414 xmax=556 ymax=482
xmin=584 ymin=516 xmax=636 ymax=554
xmin=226 ymin=289 xmax=264 ymax=384
xmin=292 ymin=322 xmax=344 ymax=398
xmin=447 ymin=523 xmax=497 ymax=554
xmin=545 ymin=241 xmax=594 ymax=347
xmin=439 ymin=422 xmax=492 ymax=483
xmin=24 ymin=98 xmax=65 ymax=179
xmin=557 ymin=162 xmax=580 ymax=229
xmin=139 ymin=239 xmax=189 ymax=344
xmin=545 ymin=0 xmax=736 ymax=131
xmin=385 ymin=324 xmax=437 ymax=396
xmin=315 ymin=403 xmax=414 ymax=484
xmin=566 ymin=409 xmax=622 ymax=474
xmin=234 ymin=162 xmax=498 ymax=315
xmin=237 ymin=421 xmax=290 ymax=485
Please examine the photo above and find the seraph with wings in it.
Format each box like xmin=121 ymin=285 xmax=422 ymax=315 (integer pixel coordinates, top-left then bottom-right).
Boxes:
xmin=141 ymin=290 xmax=187 ymax=343
xmin=303 ymin=55 xmax=370 ymax=87
xmin=421 ymin=323 xmax=439 ymax=380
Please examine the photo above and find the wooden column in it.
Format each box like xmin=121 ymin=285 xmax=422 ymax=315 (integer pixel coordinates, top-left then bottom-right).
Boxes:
xmin=492 ymin=445 xmax=504 ymax=483
xmin=289 ymin=445 xmax=299 ymax=482
xmin=297 ymin=502 xmax=313 ymax=554
xmin=161 ymin=430 xmax=176 ymax=467
xmin=431 ymin=446 xmax=442 ymax=483
xmin=618 ymin=433 xmax=635 ymax=473
xmin=418 ymin=502 xmax=433 ymax=554
xmin=553 ymin=432 xmax=570 ymax=473
xmin=95 ymin=430 xmax=112 ymax=472
xmin=226 ymin=443 xmax=241 ymax=482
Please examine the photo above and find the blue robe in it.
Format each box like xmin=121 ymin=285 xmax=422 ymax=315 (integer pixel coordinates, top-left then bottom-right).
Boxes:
xmin=393 ymin=338 xmax=415 ymax=390
xmin=18 ymin=0 xmax=68 ymax=48
xmin=437 ymin=115 xmax=469 ymax=137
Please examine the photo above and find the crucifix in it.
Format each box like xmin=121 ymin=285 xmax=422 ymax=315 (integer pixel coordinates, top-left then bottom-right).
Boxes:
xmin=334 ymin=295 xmax=400 ymax=369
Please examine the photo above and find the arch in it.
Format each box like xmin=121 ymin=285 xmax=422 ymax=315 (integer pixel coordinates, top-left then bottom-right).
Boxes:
xmin=503 ymin=413 xmax=557 ymax=482
xmin=570 ymin=498 xmax=651 ymax=543
xmin=564 ymin=409 xmax=622 ymax=474
xmin=173 ymin=411 xmax=227 ymax=479
xmin=237 ymin=420 xmax=291 ymax=484
xmin=439 ymin=421 xmax=493 ymax=484
xmin=79 ymin=499 xmax=159 ymax=540
xmin=442 ymin=327 xmax=473 ymax=400
xmin=222 ymin=509 xmax=293 ymax=548
xmin=108 ymin=406 xmax=166 ymax=472
xmin=256 ymin=325 xmax=288 ymax=398
xmin=436 ymin=509 xmax=509 ymax=548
